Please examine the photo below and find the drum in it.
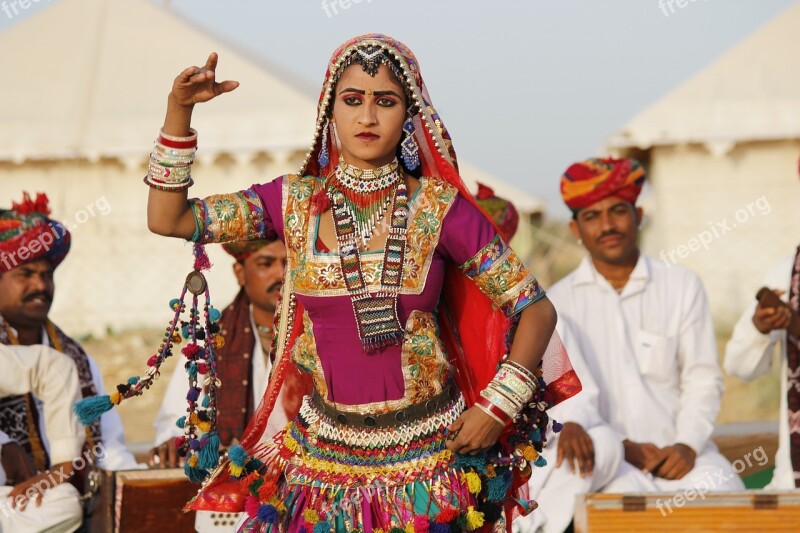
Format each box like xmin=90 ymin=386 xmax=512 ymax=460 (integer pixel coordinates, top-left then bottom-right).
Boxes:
xmin=94 ymin=468 xmax=198 ymax=532
xmin=574 ymin=491 xmax=800 ymax=532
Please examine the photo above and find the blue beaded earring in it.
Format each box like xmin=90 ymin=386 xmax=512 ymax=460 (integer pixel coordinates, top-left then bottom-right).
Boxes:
xmin=400 ymin=117 xmax=420 ymax=171
xmin=318 ymin=119 xmax=330 ymax=167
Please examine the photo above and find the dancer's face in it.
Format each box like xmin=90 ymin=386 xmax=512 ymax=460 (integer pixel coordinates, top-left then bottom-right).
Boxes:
xmin=331 ymin=63 xmax=407 ymax=169
xmin=234 ymin=241 xmax=286 ymax=314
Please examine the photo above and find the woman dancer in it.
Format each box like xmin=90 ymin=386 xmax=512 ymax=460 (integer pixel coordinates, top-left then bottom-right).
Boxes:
xmin=146 ymin=34 xmax=580 ymax=532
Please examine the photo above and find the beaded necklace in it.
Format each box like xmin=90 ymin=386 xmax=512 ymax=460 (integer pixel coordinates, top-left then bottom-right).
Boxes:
xmin=327 ymin=159 xmax=409 ymax=351
xmin=328 ymin=156 xmax=401 ymax=249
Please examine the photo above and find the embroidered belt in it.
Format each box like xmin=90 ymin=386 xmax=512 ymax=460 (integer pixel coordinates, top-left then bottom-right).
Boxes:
xmin=310 ymin=382 xmax=459 ymax=430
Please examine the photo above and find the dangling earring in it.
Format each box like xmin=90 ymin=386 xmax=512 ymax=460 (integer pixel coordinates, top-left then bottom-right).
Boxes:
xmin=400 ymin=117 xmax=420 ymax=171
xmin=318 ymin=119 xmax=330 ymax=167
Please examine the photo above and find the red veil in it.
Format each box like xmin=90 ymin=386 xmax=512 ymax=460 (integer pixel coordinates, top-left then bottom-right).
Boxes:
xmin=188 ymin=33 xmax=581 ymax=516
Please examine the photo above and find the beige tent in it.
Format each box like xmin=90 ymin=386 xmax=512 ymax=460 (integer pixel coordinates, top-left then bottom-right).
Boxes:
xmin=0 ymin=0 xmax=543 ymax=334
xmin=606 ymin=1 xmax=800 ymax=326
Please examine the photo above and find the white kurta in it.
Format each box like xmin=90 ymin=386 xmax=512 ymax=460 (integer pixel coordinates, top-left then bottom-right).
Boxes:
xmin=37 ymin=327 xmax=141 ymax=471
xmin=518 ymin=255 xmax=742 ymax=533
xmin=549 ymin=255 xmax=725 ymax=451
xmin=153 ymin=307 xmax=286 ymax=447
xmin=724 ymin=252 xmax=795 ymax=489
xmin=0 ymin=343 xmax=84 ymax=533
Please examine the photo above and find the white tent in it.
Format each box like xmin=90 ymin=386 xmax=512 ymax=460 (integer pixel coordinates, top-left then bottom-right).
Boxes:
xmin=606 ymin=1 xmax=800 ymax=326
xmin=608 ymin=2 xmax=800 ymax=155
xmin=0 ymin=0 xmax=319 ymax=164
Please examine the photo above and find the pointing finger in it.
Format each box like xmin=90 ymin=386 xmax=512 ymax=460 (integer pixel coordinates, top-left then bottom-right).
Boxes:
xmin=205 ymin=52 xmax=218 ymax=71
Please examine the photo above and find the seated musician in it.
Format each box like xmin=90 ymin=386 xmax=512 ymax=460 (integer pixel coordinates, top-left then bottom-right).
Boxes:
xmin=515 ymin=158 xmax=743 ymax=533
xmin=0 ymin=193 xmax=141 ymax=530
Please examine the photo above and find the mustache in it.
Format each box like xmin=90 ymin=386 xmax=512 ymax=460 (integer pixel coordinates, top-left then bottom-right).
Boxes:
xmin=267 ymin=281 xmax=282 ymax=293
xmin=596 ymin=230 xmax=625 ymax=243
xmin=23 ymin=291 xmax=52 ymax=303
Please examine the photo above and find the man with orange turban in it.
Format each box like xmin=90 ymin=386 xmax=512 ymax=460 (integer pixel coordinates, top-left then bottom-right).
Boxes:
xmin=515 ymin=158 xmax=742 ymax=533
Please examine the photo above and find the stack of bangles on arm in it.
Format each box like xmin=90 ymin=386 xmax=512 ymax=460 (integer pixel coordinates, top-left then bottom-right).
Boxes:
xmin=143 ymin=128 xmax=198 ymax=191
xmin=476 ymin=359 xmax=539 ymax=425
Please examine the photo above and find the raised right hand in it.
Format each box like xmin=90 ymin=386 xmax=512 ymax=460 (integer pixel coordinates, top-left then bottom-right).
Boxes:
xmin=170 ymin=52 xmax=239 ymax=107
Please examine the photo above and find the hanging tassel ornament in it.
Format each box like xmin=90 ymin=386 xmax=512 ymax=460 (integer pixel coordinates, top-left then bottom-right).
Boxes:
xmin=73 ymin=243 xmax=224 ymax=483
xmin=400 ymin=117 xmax=420 ymax=171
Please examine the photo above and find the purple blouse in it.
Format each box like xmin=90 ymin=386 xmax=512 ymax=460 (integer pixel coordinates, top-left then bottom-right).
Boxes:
xmin=190 ymin=175 xmax=544 ymax=411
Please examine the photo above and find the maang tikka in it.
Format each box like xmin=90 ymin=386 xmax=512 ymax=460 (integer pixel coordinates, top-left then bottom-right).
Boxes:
xmin=401 ymin=116 xmax=420 ymax=171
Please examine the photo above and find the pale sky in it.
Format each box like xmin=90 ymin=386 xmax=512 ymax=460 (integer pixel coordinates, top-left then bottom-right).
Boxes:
xmin=2 ymin=0 xmax=797 ymax=214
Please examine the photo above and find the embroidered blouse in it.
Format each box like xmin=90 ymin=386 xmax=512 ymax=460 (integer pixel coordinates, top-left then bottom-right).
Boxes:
xmin=189 ymin=175 xmax=544 ymax=414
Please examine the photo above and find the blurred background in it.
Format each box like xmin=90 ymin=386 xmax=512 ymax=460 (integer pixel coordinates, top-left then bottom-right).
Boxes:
xmin=1 ymin=0 xmax=798 ymax=471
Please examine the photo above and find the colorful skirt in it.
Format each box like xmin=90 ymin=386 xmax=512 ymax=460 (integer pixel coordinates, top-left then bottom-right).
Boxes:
xmin=235 ymin=388 xmax=508 ymax=533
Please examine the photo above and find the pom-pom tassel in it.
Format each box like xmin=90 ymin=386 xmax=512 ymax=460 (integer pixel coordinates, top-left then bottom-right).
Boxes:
xmin=465 ymin=507 xmax=485 ymax=531
xmin=258 ymin=504 xmax=279 ymax=524
xmin=198 ymin=432 xmax=221 ymax=470
xmin=244 ymin=496 xmax=260 ymax=519
xmin=184 ymin=461 xmax=209 ymax=483
xmin=486 ymin=470 xmax=512 ymax=502
xmin=73 ymin=395 xmax=114 ymax=425
xmin=310 ymin=189 xmax=331 ymax=215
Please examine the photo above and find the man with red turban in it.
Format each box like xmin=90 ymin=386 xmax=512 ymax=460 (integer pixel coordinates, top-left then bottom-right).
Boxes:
xmin=515 ymin=158 xmax=742 ymax=533
xmin=474 ymin=182 xmax=520 ymax=243
xmin=0 ymin=192 xmax=140 ymax=531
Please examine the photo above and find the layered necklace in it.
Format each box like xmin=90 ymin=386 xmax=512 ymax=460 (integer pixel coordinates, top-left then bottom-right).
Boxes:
xmin=328 ymin=156 xmax=402 ymax=249
xmin=326 ymin=157 xmax=409 ymax=351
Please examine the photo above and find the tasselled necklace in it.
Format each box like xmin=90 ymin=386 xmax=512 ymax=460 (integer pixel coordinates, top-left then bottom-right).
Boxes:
xmin=328 ymin=155 xmax=402 ymax=249
xmin=326 ymin=156 xmax=409 ymax=351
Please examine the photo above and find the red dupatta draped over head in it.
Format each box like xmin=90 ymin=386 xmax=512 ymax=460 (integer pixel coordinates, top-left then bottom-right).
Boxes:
xmin=188 ymin=33 xmax=580 ymax=515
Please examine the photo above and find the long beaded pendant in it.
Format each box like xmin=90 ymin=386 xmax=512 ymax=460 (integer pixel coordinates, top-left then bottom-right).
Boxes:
xmin=329 ymin=179 xmax=409 ymax=351
xmin=328 ymin=156 xmax=401 ymax=249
